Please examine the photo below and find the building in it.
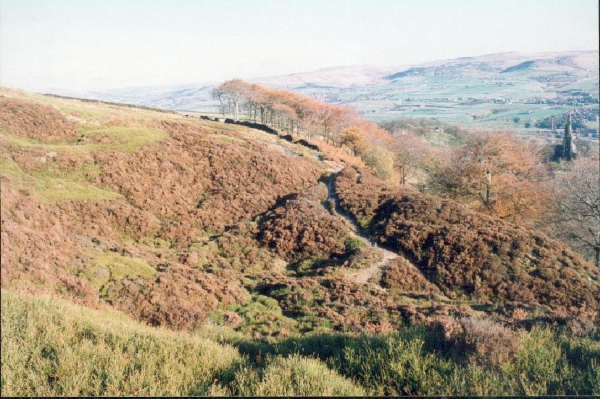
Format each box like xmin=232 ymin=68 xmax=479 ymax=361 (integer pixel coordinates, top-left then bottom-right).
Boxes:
xmin=553 ymin=112 xmax=578 ymax=162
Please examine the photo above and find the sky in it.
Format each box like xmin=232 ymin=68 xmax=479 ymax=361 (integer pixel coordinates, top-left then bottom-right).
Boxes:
xmin=1 ymin=0 xmax=598 ymax=92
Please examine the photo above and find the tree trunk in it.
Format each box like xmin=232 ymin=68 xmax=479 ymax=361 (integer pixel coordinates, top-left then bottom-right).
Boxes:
xmin=484 ymin=170 xmax=493 ymax=207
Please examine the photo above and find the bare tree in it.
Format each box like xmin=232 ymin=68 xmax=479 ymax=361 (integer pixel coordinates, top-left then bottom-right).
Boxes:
xmin=390 ymin=131 xmax=431 ymax=187
xmin=211 ymin=87 xmax=226 ymax=117
xmin=554 ymin=157 xmax=600 ymax=266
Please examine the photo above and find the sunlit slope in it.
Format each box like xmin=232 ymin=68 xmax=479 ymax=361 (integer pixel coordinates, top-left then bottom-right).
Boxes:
xmin=0 ymin=290 xmax=364 ymax=396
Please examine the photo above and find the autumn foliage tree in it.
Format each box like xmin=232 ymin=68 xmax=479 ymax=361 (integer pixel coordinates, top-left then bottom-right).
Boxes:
xmin=390 ymin=131 xmax=434 ymax=187
xmin=428 ymin=131 xmax=553 ymax=226
xmin=212 ymin=79 xmax=398 ymax=181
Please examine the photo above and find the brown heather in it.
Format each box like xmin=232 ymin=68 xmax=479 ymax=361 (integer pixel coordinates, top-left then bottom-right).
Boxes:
xmin=2 ymin=89 xmax=599 ymax=397
xmin=334 ymin=166 xmax=600 ymax=319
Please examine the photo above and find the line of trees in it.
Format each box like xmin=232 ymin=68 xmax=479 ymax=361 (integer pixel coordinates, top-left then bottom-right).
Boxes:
xmin=212 ymin=79 xmax=397 ymax=179
xmin=212 ymin=79 xmax=384 ymax=146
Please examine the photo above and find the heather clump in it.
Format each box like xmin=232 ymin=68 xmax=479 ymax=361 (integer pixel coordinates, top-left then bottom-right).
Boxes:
xmin=334 ymin=166 xmax=600 ymax=318
xmin=0 ymin=97 xmax=78 ymax=142
xmin=428 ymin=316 xmax=520 ymax=367
xmin=258 ymin=192 xmax=348 ymax=264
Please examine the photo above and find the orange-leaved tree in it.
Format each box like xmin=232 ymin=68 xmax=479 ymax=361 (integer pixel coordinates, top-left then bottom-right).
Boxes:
xmin=428 ymin=131 xmax=553 ymax=226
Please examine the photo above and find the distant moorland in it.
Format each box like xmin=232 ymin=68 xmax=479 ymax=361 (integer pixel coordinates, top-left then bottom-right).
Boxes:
xmin=45 ymin=51 xmax=599 ymax=131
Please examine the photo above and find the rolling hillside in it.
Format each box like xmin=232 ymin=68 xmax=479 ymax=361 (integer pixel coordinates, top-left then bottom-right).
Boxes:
xmin=1 ymin=87 xmax=599 ymax=395
xmin=43 ymin=51 xmax=599 ymax=130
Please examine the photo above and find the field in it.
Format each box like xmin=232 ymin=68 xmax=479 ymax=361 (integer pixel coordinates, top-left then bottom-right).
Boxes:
xmin=56 ymin=51 xmax=599 ymax=133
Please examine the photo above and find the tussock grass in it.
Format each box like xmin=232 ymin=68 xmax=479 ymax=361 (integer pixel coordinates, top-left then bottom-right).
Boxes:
xmin=83 ymin=251 xmax=156 ymax=292
xmin=1 ymin=291 xmax=367 ymax=397
xmin=0 ymin=290 xmax=242 ymax=396
xmin=229 ymin=354 xmax=365 ymax=396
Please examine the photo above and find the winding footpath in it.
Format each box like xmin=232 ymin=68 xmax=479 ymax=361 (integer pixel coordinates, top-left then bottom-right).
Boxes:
xmin=325 ymin=170 xmax=399 ymax=287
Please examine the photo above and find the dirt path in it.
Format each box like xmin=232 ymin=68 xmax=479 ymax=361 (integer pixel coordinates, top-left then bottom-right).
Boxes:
xmin=324 ymin=170 xmax=399 ymax=287
xmin=353 ymin=248 xmax=398 ymax=284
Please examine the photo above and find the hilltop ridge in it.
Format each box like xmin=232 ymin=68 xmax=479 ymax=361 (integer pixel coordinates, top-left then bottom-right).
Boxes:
xmin=41 ymin=50 xmax=599 ymax=130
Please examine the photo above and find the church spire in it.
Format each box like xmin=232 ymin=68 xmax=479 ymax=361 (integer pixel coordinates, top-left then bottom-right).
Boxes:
xmin=562 ymin=112 xmax=574 ymax=161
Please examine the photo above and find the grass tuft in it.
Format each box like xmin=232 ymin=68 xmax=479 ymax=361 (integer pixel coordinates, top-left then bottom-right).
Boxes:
xmin=0 ymin=290 xmax=242 ymax=397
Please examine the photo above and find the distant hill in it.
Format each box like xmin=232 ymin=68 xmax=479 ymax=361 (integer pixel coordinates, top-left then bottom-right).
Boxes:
xmin=42 ymin=51 xmax=599 ymax=130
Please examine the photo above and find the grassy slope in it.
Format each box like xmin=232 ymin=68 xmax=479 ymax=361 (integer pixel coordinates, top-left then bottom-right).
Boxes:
xmin=0 ymin=290 xmax=364 ymax=397
xmin=2 ymin=290 xmax=598 ymax=396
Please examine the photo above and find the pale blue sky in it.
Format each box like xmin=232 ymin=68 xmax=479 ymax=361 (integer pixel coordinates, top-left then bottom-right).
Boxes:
xmin=1 ymin=0 xmax=598 ymax=91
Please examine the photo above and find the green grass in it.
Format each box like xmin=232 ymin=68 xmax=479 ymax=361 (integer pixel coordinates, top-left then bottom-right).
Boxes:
xmin=225 ymin=326 xmax=600 ymax=396
xmin=226 ymin=295 xmax=299 ymax=338
xmin=0 ymin=156 xmax=24 ymax=178
xmin=229 ymin=354 xmax=365 ymax=396
xmin=80 ymin=126 xmax=169 ymax=153
xmin=1 ymin=126 xmax=167 ymax=154
xmin=82 ymin=251 xmax=156 ymax=292
xmin=31 ymin=176 xmax=121 ymax=203
xmin=207 ymin=133 xmax=245 ymax=143
xmin=0 ymin=290 xmax=242 ymax=396
xmin=1 ymin=290 xmax=366 ymax=397
xmin=0 ymin=155 xmax=121 ymax=203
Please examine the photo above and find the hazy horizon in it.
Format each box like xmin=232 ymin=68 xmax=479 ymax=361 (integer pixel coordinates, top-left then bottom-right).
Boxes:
xmin=1 ymin=0 xmax=598 ymax=92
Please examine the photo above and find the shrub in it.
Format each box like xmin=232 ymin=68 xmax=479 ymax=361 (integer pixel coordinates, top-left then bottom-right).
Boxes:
xmin=428 ymin=316 xmax=520 ymax=367
xmin=258 ymin=194 xmax=347 ymax=263
xmin=344 ymin=235 xmax=366 ymax=254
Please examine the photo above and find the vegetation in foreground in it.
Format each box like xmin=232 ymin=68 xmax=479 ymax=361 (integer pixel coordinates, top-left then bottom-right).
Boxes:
xmin=2 ymin=290 xmax=598 ymax=396
xmin=1 ymin=87 xmax=599 ymax=396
